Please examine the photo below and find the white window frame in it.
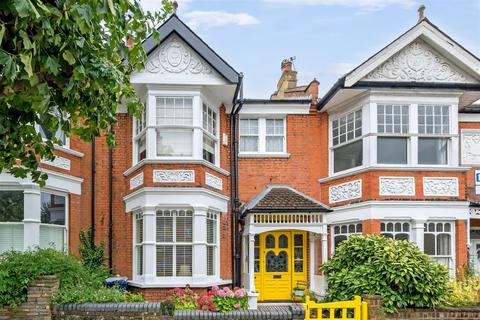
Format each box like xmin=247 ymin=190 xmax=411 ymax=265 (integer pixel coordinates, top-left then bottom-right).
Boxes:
xmin=239 ymin=117 xmax=287 ymax=155
xmin=380 ymin=221 xmax=411 ymax=240
xmin=329 ymin=107 xmax=365 ymax=175
xmin=424 ymin=221 xmax=455 ymax=275
xmin=133 ymin=211 xmax=143 ymax=276
xmin=0 ymin=187 xmax=68 ymax=254
xmin=331 ymin=222 xmax=362 ymax=252
xmin=206 ymin=211 xmax=218 ymax=276
xmin=202 ymin=103 xmax=219 ymax=165
xmin=133 ymin=106 xmax=147 ymax=164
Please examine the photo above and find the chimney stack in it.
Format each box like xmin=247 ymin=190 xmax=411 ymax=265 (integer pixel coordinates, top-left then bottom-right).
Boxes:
xmin=276 ymin=58 xmax=297 ymax=98
xmin=417 ymin=4 xmax=426 ymax=23
xmin=281 ymin=59 xmax=292 ymax=73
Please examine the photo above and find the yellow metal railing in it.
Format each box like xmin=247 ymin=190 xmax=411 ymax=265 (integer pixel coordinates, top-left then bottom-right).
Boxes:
xmin=303 ymin=296 xmax=368 ymax=320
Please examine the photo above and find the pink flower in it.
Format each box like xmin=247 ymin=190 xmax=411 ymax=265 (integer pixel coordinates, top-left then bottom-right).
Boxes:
xmin=211 ymin=285 xmax=219 ymax=293
xmin=234 ymin=303 xmax=241 ymax=309
xmin=226 ymin=290 xmax=235 ymax=298
xmin=234 ymin=290 xmax=244 ymax=298
xmin=217 ymin=290 xmax=226 ymax=298
xmin=223 ymin=286 xmax=230 ymax=292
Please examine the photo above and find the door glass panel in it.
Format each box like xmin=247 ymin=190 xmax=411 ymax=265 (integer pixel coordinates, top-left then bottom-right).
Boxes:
xmin=266 ymin=235 xmax=275 ymax=248
xmin=266 ymin=250 xmax=288 ymax=272
xmin=279 ymin=235 xmax=288 ymax=248
xmin=294 ymin=234 xmax=303 ymax=246
xmin=254 ymin=247 xmax=259 ymax=260
xmin=294 ymin=247 xmax=303 ymax=260
xmin=294 ymin=261 xmax=303 ymax=272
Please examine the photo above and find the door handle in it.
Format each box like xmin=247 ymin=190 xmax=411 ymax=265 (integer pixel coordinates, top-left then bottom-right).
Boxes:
xmin=273 ymin=275 xmax=282 ymax=279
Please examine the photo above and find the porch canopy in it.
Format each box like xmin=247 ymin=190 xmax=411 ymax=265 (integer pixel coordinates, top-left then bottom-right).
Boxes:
xmin=241 ymin=185 xmax=331 ymax=298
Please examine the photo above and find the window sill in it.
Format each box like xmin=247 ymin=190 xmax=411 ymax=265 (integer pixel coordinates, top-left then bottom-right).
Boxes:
xmin=128 ymin=278 xmax=231 ymax=288
xmin=124 ymin=159 xmax=230 ymax=177
xmin=54 ymin=145 xmax=84 ymax=158
xmin=320 ymin=165 xmax=470 ymax=183
xmin=239 ymin=153 xmax=291 ymax=159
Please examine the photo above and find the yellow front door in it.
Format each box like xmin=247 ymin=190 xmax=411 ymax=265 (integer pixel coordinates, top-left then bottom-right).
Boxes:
xmin=254 ymin=231 xmax=307 ymax=301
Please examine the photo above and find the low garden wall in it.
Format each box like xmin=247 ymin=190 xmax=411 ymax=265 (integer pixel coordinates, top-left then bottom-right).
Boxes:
xmin=363 ymin=295 xmax=480 ymax=320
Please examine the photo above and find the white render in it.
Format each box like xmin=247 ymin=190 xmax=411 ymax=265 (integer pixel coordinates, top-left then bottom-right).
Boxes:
xmin=379 ymin=177 xmax=415 ymax=196
xmin=363 ymin=40 xmax=476 ymax=83
xmin=461 ymin=129 xmax=480 ymax=165
xmin=205 ymin=172 xmax=222 ymax=190
xmin=129 ymin=172 xmax=144 ymax=190
xmin=423 ymin=177 xmax=459 ymax=197
xmin=41 ymin=156 xmax=71 ymax=171
xmin=329 ymin=179 xmax=362 ymax=203
xmin=153 ymin=170 xmax=195 ymax=183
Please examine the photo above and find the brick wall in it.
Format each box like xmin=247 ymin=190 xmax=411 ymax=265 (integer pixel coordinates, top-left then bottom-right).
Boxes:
xmin=0 ymin=276 xmax=59 ymax=320
xmin=363 ymin=295 xmax=480 ymax=320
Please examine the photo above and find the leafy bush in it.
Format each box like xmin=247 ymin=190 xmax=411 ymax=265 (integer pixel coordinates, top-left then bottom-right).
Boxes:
xmin=444 ymin=275 xmax=480 ymax=307
xmin=79 ymin=228 xmax=105 ymax=270
xmin=0 ymin=248 xmax=142 ymax=308
xmin=322 ymin=235 xmax=450 ymax=313
xmin=166 ymin=285 xmax=247 ymax=312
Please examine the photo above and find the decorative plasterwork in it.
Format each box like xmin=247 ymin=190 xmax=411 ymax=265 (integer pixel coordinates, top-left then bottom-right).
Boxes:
xmin=130 ymin=172 xmax=144 ymax=190
xmin=205 ymin=172 xmax=222 ymax=191
xmin=329 ymin=179 xmax=362 ymax=203
xmin=423 ymin=177 xmax=459 ymax=197
xmin=470 ymin=207 xmax=480 ymax=217
xmin=363 ymin=39 xmax=476 ymax=83
xmin=461 ymin=130 xmax=480 ymax=165
xmin=379 ymin=177 xmax=415 ymax=196
xmin=153 ymin=170 xmax=195 ymax=183
xmin=146 ymin=36 xmax=212 ymax=75
xmin=41 ymin=156 xmax=71 ymax=171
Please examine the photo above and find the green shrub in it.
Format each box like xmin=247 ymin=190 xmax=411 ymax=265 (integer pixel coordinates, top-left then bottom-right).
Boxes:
xmin=79 ymin=228 xmax=105 ymax=270
xmin=444 ymin=275 xmax=480 ymax=307
xmin=0 ymin=248 xmax=142 ymax=308
xmin=322 ymin=235 xmax=450 ymax=313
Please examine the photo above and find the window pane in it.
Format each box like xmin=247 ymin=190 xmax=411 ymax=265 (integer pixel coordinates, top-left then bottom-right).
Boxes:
xmin=334 ymin=140 xmax=363 ymax=172
xmin=418 ymin=138 xmax=447 ymax=165
xmin=137 ymin=134 xmax=146 ymax=161
xmin=176 ymin=214 xmax=193 ymax=242
xmin=156 ymin=245 xmax=173 ymax=276
xmin=40 ymin=224 xmax=65 ymax=250
xmin=40 ymin=193 xmax=66 ymax=225
xmin=0 ymin=191 xmax=24 ymax=222
xmin=377 ymin=137 xmax=407 ymax=164
xmin=207 ymin=217 xmax=216 ymax=244
xmin=207 ymin=246 xmax=215 ymax=276
xmin=156 ymin=214 xmax=173 ymax=242
xmin=240 ymin=136 xmax=258 ymax=152
xmin=266 ymin=136 xmax=283 ymax=152
xmin=157 ymin=129 xmax=193 ymax=156
xmin=424 ymin=234 xmax=435 ymax=255
xmin=203 ymin=134 xmax=215 ymax=164
xmin=176 ymin=245 xmax=192 ymax=276
xmin=437 ymin=234 xmax=451 ymax=255
xmin=0 ymin=224 xmax=24 ymax=253
xmin=332 ymin=110 xmax=362 ymax=146
xmin=334 ymin=235 xmax=347 ymax=248
xmin=156 ymin=97 xmax=193 ymax=125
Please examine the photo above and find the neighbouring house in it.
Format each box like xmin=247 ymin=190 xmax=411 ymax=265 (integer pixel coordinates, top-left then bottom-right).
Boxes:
xmin=1 ymin=7 xmax=480 ymax=306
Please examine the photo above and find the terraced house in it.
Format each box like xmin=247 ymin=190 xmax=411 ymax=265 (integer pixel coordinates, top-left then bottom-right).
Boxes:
xmin=1 ymin=8 xmax=480 ymax=306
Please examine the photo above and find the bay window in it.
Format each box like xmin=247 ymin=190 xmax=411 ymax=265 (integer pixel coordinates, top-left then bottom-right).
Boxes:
xmin=0 ymin=190 xmax=67 ymax=254
xmin=332 ymin=110 xmax=362 ymax=173
xmin=377 ymin=105 xmax=409 ymax=165
xmin=240 ymin=118 xmax=285 ymax=154
xmin=135 ymin=212 xmax=143 ymax=276
xmin=380 ymin=222 xmax=410 ymax=240
xmin=202 ymin=104 xmax=218 ymax=164
xmin=424 ymin=221 xmax=453 ymax=271
xmin=206 ymin=211 xmax=218 ymax=276
xmin=332 ymin=223 xmax=362 ymax=249
xmin=134 ymin=107 xmax=147 ymax=162
xmin=418 ymin=105 xmax=449 ymax=165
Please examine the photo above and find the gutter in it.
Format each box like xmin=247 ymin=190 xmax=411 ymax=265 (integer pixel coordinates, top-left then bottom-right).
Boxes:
xmin=229 ymin=73 xmax=244 ymax=287
xmin=316 ymin=76 xmax=345 ymax=111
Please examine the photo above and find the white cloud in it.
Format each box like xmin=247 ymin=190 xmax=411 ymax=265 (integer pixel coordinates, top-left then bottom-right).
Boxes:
xmin=139 ymin=0 xmax=193 ymax=13
xmin=183 ymin=11 xmax=259 ymax=30
xmin=261 ymin=0 xmax=417 ymax=12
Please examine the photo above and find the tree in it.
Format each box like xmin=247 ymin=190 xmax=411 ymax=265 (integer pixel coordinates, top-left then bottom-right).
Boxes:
xmin=0 ymin=0 xmax=172 ymax=185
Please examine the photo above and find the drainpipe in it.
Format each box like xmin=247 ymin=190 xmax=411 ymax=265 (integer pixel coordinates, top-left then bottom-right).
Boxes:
xmin=91 ymin=140 xmax=95 ymax=244
xmin=108 ymin=148 xmax=113 ymax=272
xmin=230 ymin=74 xmax=244 ymax=287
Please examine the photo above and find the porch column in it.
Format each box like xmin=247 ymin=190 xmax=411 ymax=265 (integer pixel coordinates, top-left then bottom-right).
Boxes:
xmin=142 ymin=206 xmax=156 ymax=283
xmin=320 ymin=232 xmax=329 ymax=295
xmin=412 ymin=219 xmax=426 ymax=251
xmin=23 ymin=185 xmax=41 ymax=250
xmin=248 ymin=233 xmax=256 ymax=292
xmin=309 ymin=232 xmax=316 ymax=292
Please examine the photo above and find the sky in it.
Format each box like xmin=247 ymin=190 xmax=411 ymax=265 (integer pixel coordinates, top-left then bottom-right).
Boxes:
xmin=139 ymin=0 xmax=480 ymax=98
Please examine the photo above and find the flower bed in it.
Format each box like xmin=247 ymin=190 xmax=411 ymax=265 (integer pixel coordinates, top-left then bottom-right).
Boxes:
xmin=168 ymin=285 xmax=248 ymax=312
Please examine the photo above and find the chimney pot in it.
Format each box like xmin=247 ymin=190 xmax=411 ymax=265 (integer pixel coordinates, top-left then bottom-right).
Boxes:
xmin=172 ymin=0 xmax=178 ymax=14
xmin=417 ymin=5 xmax=426 ymax=23
xmin=281 ymin=59 xmax=292 ymax=73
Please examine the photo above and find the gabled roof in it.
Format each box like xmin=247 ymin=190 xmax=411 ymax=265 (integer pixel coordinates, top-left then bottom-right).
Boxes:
xmin=243 ymin=185 xmax=331 ymax=214
xmin=318 ymin=18 xmax=480 ymax=110
xmin=143 ymin=14 xmax=240 ymax=84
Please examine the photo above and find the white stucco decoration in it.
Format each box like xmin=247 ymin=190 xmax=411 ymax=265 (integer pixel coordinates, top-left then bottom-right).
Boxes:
xmin=205 ymin=172 xmax=222 ymax=190
xmin=461 ymin=130 xmax=480 ymax=165
xmin=329 ymin=179 xmax=362 ymax=203
xmin=379 ymin=177 xmax=415 ymax=196
xmin=423 ymin=177 xmax=459 ymax=197
xmin=41 ymin=156 xmax=71 ymax=171
xmin=363 ymin=39 xmax=476 ymax=83
xmin=470 ymin=207 xmax=480 ymax=217
xmin=153 ymin=170 xmax=195 ymax=183
xmin=146 ymin=36 xmax=212 ymax=75
xmin=130 ymin=172 xmax=144 ymax=190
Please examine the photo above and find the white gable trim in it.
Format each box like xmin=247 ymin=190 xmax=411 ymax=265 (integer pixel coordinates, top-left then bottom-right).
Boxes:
xmin=345 ymin=20 xmax=480 ymax=87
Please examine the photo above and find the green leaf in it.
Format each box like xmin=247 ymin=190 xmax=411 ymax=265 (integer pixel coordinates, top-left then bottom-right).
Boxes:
xmin=44 ymin=56 xmax=60 ymax=75
xmin=107 ymin=0 xmax=116 ymax=15
xmin=13 ymin=0 xmax=40 ymax=19
xmin=0 ymin=24 xmax=5 ymax=47
xmin=20 ymin=53 xmax=33 ymax=77
xmin=0 ymin=50 xmax=10 ymax=65
xmin=19 ymin=30 xmax=33 ymax=50
xmin=62 ymin=51 xmax=75 ymax=65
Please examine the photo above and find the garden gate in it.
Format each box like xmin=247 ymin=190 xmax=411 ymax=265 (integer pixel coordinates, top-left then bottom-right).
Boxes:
xmin=303 ymin=295 xmax=368 ymax=320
